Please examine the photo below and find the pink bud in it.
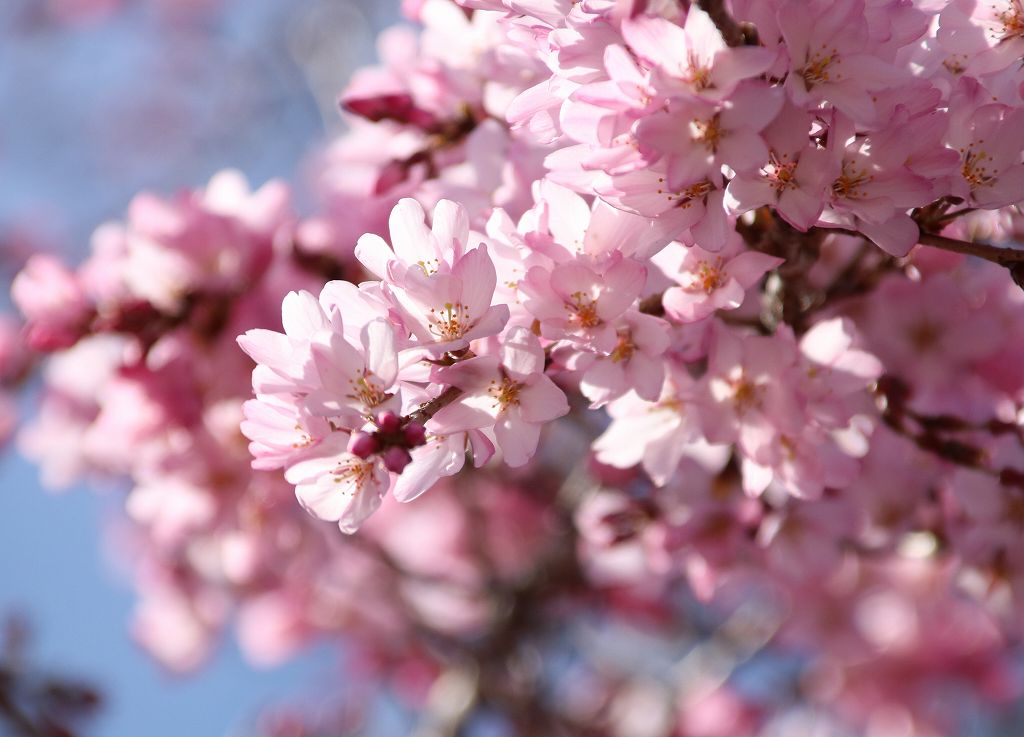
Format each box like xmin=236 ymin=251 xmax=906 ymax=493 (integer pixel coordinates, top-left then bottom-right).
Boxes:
xmin=348 ymin=432 xmax=379 ymax=459
xmin=376 ymin=410 xmax=402 ymax=434
xmin=382 ymin=446 xmax=412 ymax=474
xmin=403 ymin=421 xmax=427 ymax=447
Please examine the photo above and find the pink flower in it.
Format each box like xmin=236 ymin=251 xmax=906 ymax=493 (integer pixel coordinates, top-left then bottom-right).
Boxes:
xmin=939 ymin=0 xmax=1024 ymax=75
xmin=354 ymin=198 xmax=469 ymax=281
xmin=11 ymin=255 xmax=93 ymax=351
xmin=725 ymin=103 xmax=838 ymax=230
xmin=357 ymin=199 xmax=510 ymax=355
xmin=597 ymin=167 xmax=732 ymax=251
xmin=947 ymin=104 xmax=1024 ymax=210
xmin=386 ymin=243 xmax=511 ymax=355
xmin=622 ymin=8 xmax=776 ymax=100
xmin=306 ymin=319 xmax=401 ymax=426
xmin=573 ymin=309 xmax=671 ymax=407
xmin=240 ymin=396 xmax=331 ymax=471
xmin=594 ymin=367 xmax=730 ymax=485
xmin=634 ymin=82 xmax=783 ymax=183
xmin=520 ymin=254 xmax=646 ymax=351
xmin=697 ymin=323 xmax=805 ymax=459
xmin=658 ymin=238 xmax=783 ymax=323
xmin=779 ymin=0 xmax=903 ymax=122
xmin=284 ymin=432 xmax=393 ymax=534
xmin=428 ymin=327 xmax=569 ymax=466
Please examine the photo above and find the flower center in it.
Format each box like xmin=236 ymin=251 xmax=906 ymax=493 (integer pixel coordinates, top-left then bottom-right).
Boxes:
xmin=488 ymin=376 xmax=522 ymax=409
xmin=960 ymin=147 xmax=995 ymax=190
xmin=688 ymin=258 xmax=726 ymax=294
xmin=907 ymin=320 xmax=941 ymax=352
xmin=686 ymin=51 xmax=712 ymax=90
xmin=610 ymin=332 xmax=636 ymax=363
xmin=832 ymin=161 xmax=873 ymax=200
xmin=942 ymin=55 xmax=967 ymax=75
xmin=655 ymin=178 xmax=715 ymax=209
xmin=290 ymin=424 xmax=314 ymax=450
xmin=731 ymin=376 xmax=762 ymax=413
xmin=801 ymin=47 xmax=839 ymax=88
xmin=332 ymin=457 xmax=374 ymax=490
xmin=690 ymin=115 xmax=723 ymax=151
xmin=995 ymin=3 xmax=1024 ymax=42
xmin=348 ymin=374 xmax=389 ymax=410
xmin=567 ymin=291 xmax=601 ymax=329
xmin=416 ymin=258 xmax=441 ymax=276
xmin=429 ymin=302 xmax=471 ymax=341
xmin=762 ymin=153 xmax=798 ymax=192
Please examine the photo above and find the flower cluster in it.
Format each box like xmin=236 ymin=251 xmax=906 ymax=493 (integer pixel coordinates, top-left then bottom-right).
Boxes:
xmin=11 ymin=0 xmax=1024 ymax=735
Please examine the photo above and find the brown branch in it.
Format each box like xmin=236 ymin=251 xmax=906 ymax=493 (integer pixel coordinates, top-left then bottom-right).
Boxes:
xmin=814 ymin=225 xmax=1024 ymax=267
xmin=696 ymin=0 xmax=747 ymax=47
xmin=917 ymin=232 xmax=1024 ymax=265
xmin=408 ymin=385 xmax=463 ymax=424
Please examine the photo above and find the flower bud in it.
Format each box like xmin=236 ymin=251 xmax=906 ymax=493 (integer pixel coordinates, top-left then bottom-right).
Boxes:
xmin=376 ymin=410 xmax=402 ymax=434
xmin=403 ymin=421 xmax=427 ymax=447
xmin=348 ymin=431 xmax=379 ymax=459
xmin=382 ymin=446 xmax=412 ymax=474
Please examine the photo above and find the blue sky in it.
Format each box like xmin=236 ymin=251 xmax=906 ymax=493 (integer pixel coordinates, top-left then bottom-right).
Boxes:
xmin=0 ymin=453 xmax=338 ymax=736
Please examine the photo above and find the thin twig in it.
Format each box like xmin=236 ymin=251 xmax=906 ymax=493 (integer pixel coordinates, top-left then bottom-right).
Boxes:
xmin=918 ymin=232 xmax=1024 ymax=265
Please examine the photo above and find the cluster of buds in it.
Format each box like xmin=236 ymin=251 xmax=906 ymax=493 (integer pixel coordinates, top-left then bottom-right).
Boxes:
xmin=349 ymin=411 xmax=428 ymax=474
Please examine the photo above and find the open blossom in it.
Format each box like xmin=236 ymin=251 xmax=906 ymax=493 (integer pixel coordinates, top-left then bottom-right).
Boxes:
xmin=284 ymin=432 xmax=393 ymax=534
xmin=573 ymin=309 xmax=671 ymax=407
xmin=778 ymin=0 xmax=905 ymax=122
xmin=520 ymin=254 xmax=646 ymax=351
xmin=594 ymin=366 xmax=730 ymax=486
xmin=947 ymin=103 xmax=1024 ymax=209
xmin=656 ymin=237 xmax=783 ymax=323
xmin=816 ymin=114 xmax=935 ymax=256
xmin=634 ymin=83 xmax=783 ymax=183
xmin=621 ymin=7 xmax=776 ymax=100
xmin=697 ymin=323 xmax=805 ymax=461
xmin=939 ymin=0 xmax=1024 ymax=75
xmin=725 ymin=104 xmax=837 ymax=230
xmin=429 ymin=327 xmax=569 ymax=466
xmin=357 ymin=198 xmax=510 ymax=355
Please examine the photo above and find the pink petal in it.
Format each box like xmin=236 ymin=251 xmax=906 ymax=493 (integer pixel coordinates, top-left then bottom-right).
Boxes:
xmin=494 ymin=409 xmax=541 ymax=467
xmin=519 ymin=375 xmax=570 ymax=423
xmin=725 ymin=251 xmax=784 ymax=289
xmin=454 ymin=245 xmax=498 ymax=318
xmin=501 ymin=326 xmax=545 ymax=379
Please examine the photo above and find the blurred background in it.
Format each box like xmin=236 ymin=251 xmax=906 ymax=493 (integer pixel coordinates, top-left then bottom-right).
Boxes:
xmin=0 ymin=1 xmax=396 ymax=733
